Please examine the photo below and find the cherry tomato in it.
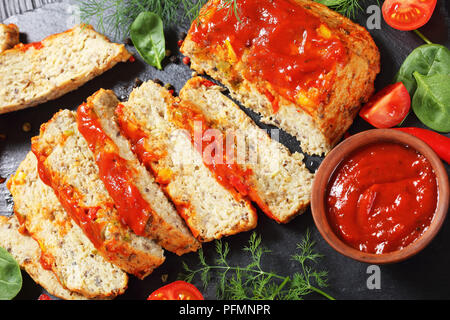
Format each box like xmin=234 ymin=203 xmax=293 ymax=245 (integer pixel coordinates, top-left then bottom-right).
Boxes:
xmin=359 ymin=82 xmax=411 ymax=129
xmin=38 ymin=294 xmax=52 ymax=300
xmin=147 ymin=281 xmax=204 ymax=300
xmin=183 ymin=56 xmax=191 ymax=65
xmin=382 ymin=0 xmax=437 ymax=31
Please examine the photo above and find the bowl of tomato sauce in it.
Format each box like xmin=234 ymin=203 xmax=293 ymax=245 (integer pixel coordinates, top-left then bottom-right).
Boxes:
xmin=311 ymin=129 xmax=449 ymax=264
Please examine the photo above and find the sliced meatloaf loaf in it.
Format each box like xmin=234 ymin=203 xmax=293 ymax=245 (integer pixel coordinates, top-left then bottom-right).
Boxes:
xmin=76 ymin=89 xmax=200 ymax=255
xmin=7 ymin=152 xmax=128 ymax=299
xmin=0 ymin=23 xmax=19 ymax=53
xmin=0 ymin=215 xmax=88 ymax=300
xmin=116 ymin=80 xmax=257 ymax=242
xmin=31 ymin=110 xmax=165 ymax=279
xmin=0 ymin=24 xmax=131 ymax=114
xmin=181 ymin=0 xmax=380 ymax=155
xmin=179 ymin=77 xmax=314 ymax=223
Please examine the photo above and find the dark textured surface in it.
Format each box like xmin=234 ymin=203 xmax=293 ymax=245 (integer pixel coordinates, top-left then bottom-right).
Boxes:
xmin=0 ymin=0 xmax=449 ymax=300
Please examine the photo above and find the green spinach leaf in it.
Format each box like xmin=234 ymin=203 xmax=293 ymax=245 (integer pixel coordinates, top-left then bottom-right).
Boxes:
xmin=0 ymin=247 xmax=22 ymax=300
xmin=395 ymin=44 xmax=450 ymax=95
xmin=130 ymin=12 xmax=166 ymax=70
xmin=412 ymin=72 xmax=450 ymax=133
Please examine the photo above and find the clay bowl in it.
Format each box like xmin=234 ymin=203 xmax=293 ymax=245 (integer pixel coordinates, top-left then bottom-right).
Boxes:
xmin=311 ymin=129 xmax=449 ymax=264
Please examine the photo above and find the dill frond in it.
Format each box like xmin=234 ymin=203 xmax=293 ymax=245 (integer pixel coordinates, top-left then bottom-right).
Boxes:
xmin=180 ymin=230 xmax=335 ymax=300
xmin=182 ymin=0 xmax=208 ymax=22
xmin=218 ymin=0 xmax=241 ymax=22
xmin=315 ymin=0 xmax=367 ymax=18
xmin=78 ymin=0 xmax=244 ymax=40
xmin=78 ymin=0 xmax=184 ymax=39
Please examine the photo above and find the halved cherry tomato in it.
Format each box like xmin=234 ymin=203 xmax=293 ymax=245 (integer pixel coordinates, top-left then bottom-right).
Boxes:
xmin=147 ymin=281 xmax=204 ymax=300
xmin=382 ymin=0 xmax=437 ymax=31
xmin=38 ymin=294 xmax=52 ymax=300
xmin=359 ymin=82 xmax=411 ymax=129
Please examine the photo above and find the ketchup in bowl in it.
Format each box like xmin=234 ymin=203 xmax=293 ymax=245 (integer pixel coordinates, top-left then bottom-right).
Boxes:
xmin=326 ymin=142 xmax=438 ymax=254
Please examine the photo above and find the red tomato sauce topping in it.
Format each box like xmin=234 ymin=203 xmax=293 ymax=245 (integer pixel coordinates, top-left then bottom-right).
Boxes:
xmin=326 ymin=142 xmax=438 ymax=254
xmin=169 ymin=99 xmax=279 ymax=221
xmin=190 ymin=0 xmax=346 ymax=109
xmin=77 ymin=103 xmax=151 ymax=237
xmin=39 ymin=251 xmax=54 ymax=271
xmin=33 ymin=149 xmax=105 ymax=249
xmin=169 ymin=101 xmax=254 ymax=198
xmin=115 ymin=104 xmax=166 ymax=171
xmin=16 ymin=42 xmax=44 ymax=52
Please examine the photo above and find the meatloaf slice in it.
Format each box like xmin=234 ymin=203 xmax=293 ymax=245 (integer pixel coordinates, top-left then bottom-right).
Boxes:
xmin=181 ymin=0 xmax=380 ymax=155
xmin=77 ymin=89 xmax=200 ymax=255
xmin=31 ymin=110 xmax=165 ymax=279
xmin=0 ymin=215 xmax=88 ymax=300
xmin=7 ymin=152 xmax=128 ymax=299
xmin=116 ymin=80 xmax=257 ymax=242
xmin=0 ymin=24 xmax=131 ymax=114
xmin=179 ymin=77 xmax=314 ymax=223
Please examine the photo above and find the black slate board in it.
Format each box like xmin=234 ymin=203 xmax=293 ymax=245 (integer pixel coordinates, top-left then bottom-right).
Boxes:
xmin=0 ymin=0 xmax=449 ymax=300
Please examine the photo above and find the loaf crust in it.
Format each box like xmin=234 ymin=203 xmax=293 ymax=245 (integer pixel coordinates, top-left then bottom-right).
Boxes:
xmin=0 ymin=24 xmax=131 ymax=114
xmin=181 ymin=0 xmax=380 ymax=155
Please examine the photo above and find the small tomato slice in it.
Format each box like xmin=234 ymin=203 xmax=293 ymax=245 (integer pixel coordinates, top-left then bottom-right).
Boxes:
xmin=147 ymin=281 xmax=204 ymax=300
xmin=38 ymin=294 xmax=52 ymax=300
xmin=382 ymin=0 xmax=437 ymax=31
xmin=359 ymin=82 xmax=411 ymax=128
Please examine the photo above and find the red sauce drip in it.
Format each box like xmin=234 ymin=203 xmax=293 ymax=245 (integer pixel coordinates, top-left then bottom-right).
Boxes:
xmin=77 ymin=103 xmax=151 ymax=236
xmin=36 ymin=164 xmax=104 ymax=248
xmin=170 ymin=102 xmax=254 ymax=198
xmin=115 ymin=104 xmax=164 ymax=170
xmin=170 ymin=100 xmax=278 ymax=220
xmin=200 ymin=79 xmax=216 ymax=88
xmin=191 ymin=0 xmax=346 ymax=107
xmin=326 ymin=142 xmax=438 ymax=254
xmin=32 ymin=133 xmax=107 ymax=249
xmin=58 ymin=185 xmax=105 ymax=249
xmin=263 ymin=89 xmax=279 ymax=113
xmin=17 ymin=42 xmax=43 ymax=52
xmin=39 ymin=252 xmax=54 ymax=271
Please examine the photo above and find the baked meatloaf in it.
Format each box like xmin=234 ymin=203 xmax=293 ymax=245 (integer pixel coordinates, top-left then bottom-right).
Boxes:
xmin=77 ymin=89 xmax=200 ymax=255
xmin=0 ymin=24 xmax=131 ymax=115
xmin=181 ymin=0 xmax=380 ymax=155
xmin=31 ymin=110 xmax=165 ymax=279
xmin=116 ymin=80 xmax=257 ymax=242
xmin=179 ymin=77 xmax=314 ymax=223
xmin=0 ymin=215 xmax=88 ymax=300
xmin=7 ymin=152 xmax=128 ymax=299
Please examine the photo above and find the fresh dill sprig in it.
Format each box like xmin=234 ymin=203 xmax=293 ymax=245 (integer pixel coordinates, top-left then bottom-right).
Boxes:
xmin=78 ymin=0 xmax=241 ymax=40
xmin=218 ymin=0 xmax=241 ymax=22
xmin=182 ymin=0 xmax=208 ymax=23
xmin=315 ymin=0 xmax=366 ymax=18
xmin=78 ymin=0 xmax=184 ymax=39
xmin=180 ymin=231 xmax=335 ymax=300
